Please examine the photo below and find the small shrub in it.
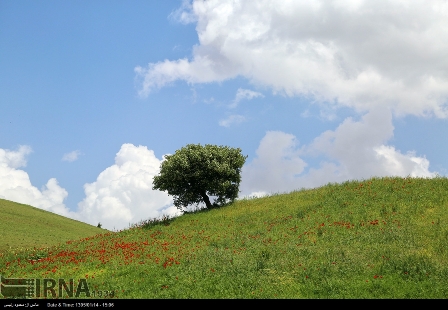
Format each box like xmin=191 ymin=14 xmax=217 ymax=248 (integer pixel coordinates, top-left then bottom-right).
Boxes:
xmin=129 ymin=214 xmax=173 ymax=230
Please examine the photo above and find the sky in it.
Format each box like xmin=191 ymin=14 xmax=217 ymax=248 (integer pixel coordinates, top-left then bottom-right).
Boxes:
xmin=1 ymin=0 xmax=448 ymax=231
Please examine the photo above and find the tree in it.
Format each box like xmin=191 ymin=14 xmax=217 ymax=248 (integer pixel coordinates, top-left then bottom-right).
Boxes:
xmin=152 ymin=144 xmax=247 ymax=211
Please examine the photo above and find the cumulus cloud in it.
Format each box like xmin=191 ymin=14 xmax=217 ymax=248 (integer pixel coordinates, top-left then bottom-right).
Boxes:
xmin=219 ymin=114 xmax=246 ymax=127
xmin=240 ymin=108 xmax=436 ymax=196
xmin=1 ymin=144 xmax=182 ymax=231
xmin=62 ymin=150 xmax=82 ymax=162
xmin=305 ymin=106 xmax=436 ymax=179
xmin=237 ymin=191 xmax=269 ymax=200
xmin=0 ymin=146 xmax=75 ymax=218
xmin=137 ymin=0 xmax=448 ymax=117
xmin=169 ymin=0 xmax=197 ymax=24
xmin=373 ymin=145 xmax=434 ymax=178
xmin=77 ymin=144 xmax=178 ymax=231
xmin=0 ymin=145 xmax=32 ymax=168
xmin=229 ymin=88 xmax=264 ymax=108
xmin=241 ymin=131 xmax=308 ymax=195
xmin=133 ymin=0 xmax=445 ymax=198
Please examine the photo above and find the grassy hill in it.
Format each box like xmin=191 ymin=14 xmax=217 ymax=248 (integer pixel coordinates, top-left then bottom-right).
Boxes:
xmin=1 ymin=176 xmax=448 ymax=298
xmin=0 ymin=198 xmax=107 ymax=253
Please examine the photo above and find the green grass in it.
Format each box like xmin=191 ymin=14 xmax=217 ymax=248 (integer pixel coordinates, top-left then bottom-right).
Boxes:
xmin=1 ymin=176 xmax=448 ymax=298
xmin=0 ymin=198 xmax=106 ymax=253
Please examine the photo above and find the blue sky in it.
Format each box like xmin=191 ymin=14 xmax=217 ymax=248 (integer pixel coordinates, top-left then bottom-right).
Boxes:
xmin=1 ymin=0 xmax=447 ymax=231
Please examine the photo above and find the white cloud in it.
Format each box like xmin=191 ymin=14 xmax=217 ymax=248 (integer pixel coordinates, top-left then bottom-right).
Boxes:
xmin=136 ymin=0 xmax=448 ymax=118
xmin=241 ymin=131 xmax=307 ymax=194
xmin=169 ymin=0 xmax=197 ymax=25
xmin=219 ymin=114 xmax=246 ymax=127
xmin=1 ymin=144 xmax=182 ymax=231
xmin=135 ymin=0 xmax=444 ymax=197
xmin=229 ymin=88 xmax=264 ymax=108
xmin=374 ymin=145 xmax=434 ymax=178
xmin=237 ymin=191 xmax=268 ymax=200
xmin=240 ymin=108 xmax=437 ymax=196
xmin=306 ymin=106 xmax=436 ymax=179
xmin=77 ymin=144 xmax=178 ymax=231
xmin=0 ymin=145 xmax=32 ymax=168
xmin=62 ymin=150 xmax=82 ymax=162
xmin=0 ymin=146 xmax=75 ymax=218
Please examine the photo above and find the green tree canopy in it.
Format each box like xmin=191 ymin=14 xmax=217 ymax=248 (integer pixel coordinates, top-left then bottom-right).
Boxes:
xmin=152 ymin=144 xmax=247 ymax=210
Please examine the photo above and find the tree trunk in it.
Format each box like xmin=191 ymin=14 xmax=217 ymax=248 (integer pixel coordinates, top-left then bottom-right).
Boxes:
xmin=200 ymin=191 xmax=213 ymax=209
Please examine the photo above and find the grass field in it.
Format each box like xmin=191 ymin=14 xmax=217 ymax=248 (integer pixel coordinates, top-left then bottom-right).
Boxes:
xmin=0 ymin=199 xmax=106 ymax=253
xmin=1 ymin=176 xmax=447 ymax=298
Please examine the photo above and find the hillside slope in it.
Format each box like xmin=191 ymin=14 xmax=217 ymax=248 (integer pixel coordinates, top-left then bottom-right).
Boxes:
xmin=1 ymin=176 xmax=448 ymax=298
xmin=0 ymin=198 xmax=106 ymax=253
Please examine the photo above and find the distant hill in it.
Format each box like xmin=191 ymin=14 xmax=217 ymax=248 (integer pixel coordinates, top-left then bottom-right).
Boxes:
xmin=0 ymin=198 xmax=106 ymax=253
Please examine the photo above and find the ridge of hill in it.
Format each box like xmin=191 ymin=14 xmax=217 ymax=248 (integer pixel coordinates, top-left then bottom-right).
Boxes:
xmin=0 ymin=198 xmax=106 ymax=253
